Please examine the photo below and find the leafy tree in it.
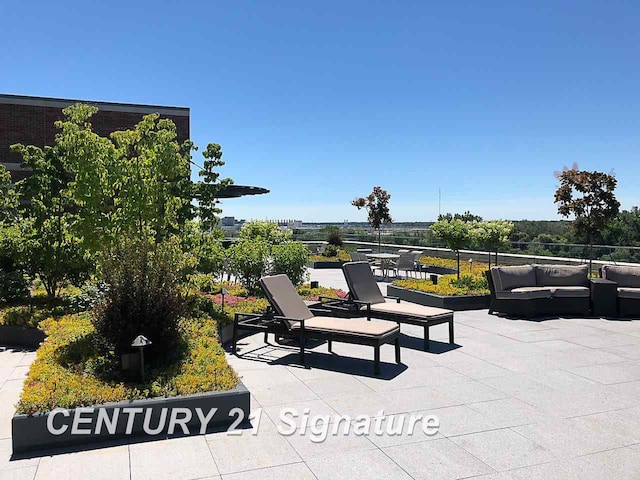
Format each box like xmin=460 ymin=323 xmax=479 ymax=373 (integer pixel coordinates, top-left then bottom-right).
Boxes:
xmin=272 ymin=242 xmax=310 ymax=286
xmin=0 ymin=165 xmax=18 ymax=224
xmin=227 ymin=239 xmax=270 ymax=293
xmin=11 ymin=143 xmax=91 ymax=297
xmin=471 ymin=220 xmax=514 ymax=268
xmin=431 ymin=219 xmax=471 ymax=278
xmin=352 ymin=186 xmax=393 ymax=252
xmin=438 ymin=211 xmax=483 ymax=222
xmin=323 ymin=226 xmax=343 ymax=247
xmin=554 ymin=164 xmax=620 ymax=272
xmin=196 ymin=144 xmax=234 ymax=232
xmin=238 ymin=220 xmax=292 ymax=245
xmin=602 ymin=207 xmax=640 ymax=247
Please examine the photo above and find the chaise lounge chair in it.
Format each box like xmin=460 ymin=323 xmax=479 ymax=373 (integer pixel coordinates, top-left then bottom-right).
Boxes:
xmin=232 ymin=274 xmax=401 ymax=375
xmin=334 ymin=262 xmax=455 ymax=351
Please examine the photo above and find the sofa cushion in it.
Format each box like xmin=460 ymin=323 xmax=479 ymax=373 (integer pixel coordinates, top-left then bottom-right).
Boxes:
xmin=491 ymin=266 xmax=536 ymax=292
xmin=602 ymin=265 xmax=640 ymax=288
xmin=534 ymin=265 xmax=589 ymax=287
xmin=548 ymin=286 xmax=590 ymax=298
xmin=496 ymin=287 xmax=552 ymax=300
xmin=618 ymin=287 xmax=640 ymax=300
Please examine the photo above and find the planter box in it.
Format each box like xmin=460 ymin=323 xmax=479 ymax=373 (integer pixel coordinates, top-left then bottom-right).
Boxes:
xmin=12 ymin=382 xmax=250 ymax=454
xmin=0 ymin=325 xmax=46 ymax=349
xmin=419 ymin=266 xmax=458 ymax=276
xmin=388 ymin=285 xmax=490 ymax=311
xmin=309 ymin=261 xmax=345 ymax=269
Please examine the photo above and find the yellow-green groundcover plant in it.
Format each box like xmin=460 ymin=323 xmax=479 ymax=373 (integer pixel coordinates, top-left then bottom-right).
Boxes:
xmin=392 ymin=256 xmax=490 ymax=296
xmin=17 ymin=314 xmax=238 ymax=415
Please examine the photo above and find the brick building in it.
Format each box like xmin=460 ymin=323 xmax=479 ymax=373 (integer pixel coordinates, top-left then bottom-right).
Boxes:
xmin=0 ymin=94 xmax=190 ymax=183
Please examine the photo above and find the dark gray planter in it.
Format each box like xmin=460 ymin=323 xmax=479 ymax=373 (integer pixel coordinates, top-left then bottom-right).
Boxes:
xmin=388 ymin=285 xmax=490 ymax=311
xmin=0 ymin=325 xmax=46 ymax=349
xmin=12 ymin=382 xmax=250 ymax=454
xmin=309 ymin=261 xmax=345 ymax=269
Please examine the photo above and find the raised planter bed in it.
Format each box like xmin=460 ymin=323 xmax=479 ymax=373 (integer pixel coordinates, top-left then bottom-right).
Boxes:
xmin=387 ymin=285 xmax=490 ymax=311
xmin=419 ymin=265 xmax=458 ymax=276
xmin=0 ymin=325 xmax=46 ymax=349
xmin=309 ymin=261 xmax=345 ymax=269
xmin=12 ymin=382 xmax=250 ymax=454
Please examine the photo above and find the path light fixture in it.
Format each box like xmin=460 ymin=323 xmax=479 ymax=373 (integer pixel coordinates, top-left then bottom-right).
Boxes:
xmin=469 ymin=258 xmax=474 ymax=274
xmin=221 ymin=287 xmax=229 ymax=312
xmin=131 ymin=335 xmax=152 ymax=383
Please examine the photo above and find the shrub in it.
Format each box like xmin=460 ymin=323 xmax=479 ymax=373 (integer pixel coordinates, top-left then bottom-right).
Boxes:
xmin=322 ymin=244 xmax=339 ymax=258
xmin=0 ymin=225 xmax=29 ymax=303
xmin=67 ymin=281 xmax=108 ymax=313
xmin=198 ymin=240 xmax=226 ymax=278
xmin=226 ymin=239 xmax=270 ymax=292
xmin=272 ymin=242 xmax=310 ymax=286
xmin=238 ymin=220 xmax=291 ymax=246
xmin=0 ymin=304 xmax=68 ymax=329
xmin=324 ymin=226 xmax=343 ymax=247
xmin=93 ymin=237 xmax=188 ymax=359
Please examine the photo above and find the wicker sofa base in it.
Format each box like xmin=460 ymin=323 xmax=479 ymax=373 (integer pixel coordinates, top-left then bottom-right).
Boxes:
xmin=618 ymin=298 xmax=640 ymax=318
xmin=489 ymin=297 xmax=591 ymax=319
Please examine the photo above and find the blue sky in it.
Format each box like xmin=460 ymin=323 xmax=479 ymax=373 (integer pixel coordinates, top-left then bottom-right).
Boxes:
xmin=1 ymin=1 xmax=639 ymax=222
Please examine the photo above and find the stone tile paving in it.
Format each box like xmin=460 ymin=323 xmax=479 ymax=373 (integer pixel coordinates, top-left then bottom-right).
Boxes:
xmin=1 ymin=268 xmax=640 ymax=479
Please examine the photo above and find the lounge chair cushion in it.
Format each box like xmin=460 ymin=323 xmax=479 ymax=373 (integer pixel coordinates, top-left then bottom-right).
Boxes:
xmin=497 ymin=287 xmax=552 ymax=300
xmin=342 ymin=261 xmax=386 ymax=304
xmin=491 ymin=266 xmax=536 ymax=292
xmin=534 ymin=265 xmax=588 ymax=287
xmin=618 ymin=287 xmax=640 ymax=300
xmin=363 ymin=300 xmax=452 ymax=320
xmin=290 ymin=316 xmax=399 ymax=337
xmin=260 ymin=275 xmax=314 ymax=322
xmin=603 ymin=265 xmax=640 ymax=288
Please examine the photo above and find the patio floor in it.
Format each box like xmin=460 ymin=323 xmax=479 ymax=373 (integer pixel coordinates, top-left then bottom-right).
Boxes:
xmin=2 ymin=268 xmax=640 ymax=479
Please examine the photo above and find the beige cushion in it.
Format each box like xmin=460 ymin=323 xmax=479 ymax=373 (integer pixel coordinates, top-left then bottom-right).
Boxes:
xmin=490 ymin=266 xmax=536 ymax=292
xmin=342 ymin=261 xmax=386 ymax=305
xmin=290 ymin=316 xmax=399 ymax=337
xmin=548 ymin=286 xmax=590 ymax=298
xmin=497 ymin=287 xmax=552 ymax=300
xmin=535 ymin=264 xmax=588 ymax=287
xmin=603 ymin=265 xmax=640 ymax=288
xmin=618 ymin=287 xmax=640 ymax=300
xmin=363 ymin=300 xmax=452 ymax=319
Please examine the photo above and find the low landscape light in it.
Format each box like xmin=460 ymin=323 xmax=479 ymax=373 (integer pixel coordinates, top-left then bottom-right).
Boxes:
xmin=131 ymin=335 xmax=152 ymax=383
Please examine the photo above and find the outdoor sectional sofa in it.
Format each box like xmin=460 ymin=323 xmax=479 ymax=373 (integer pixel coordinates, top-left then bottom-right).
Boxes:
xmin=602 ymin=265 xmax=640 ymax=317
xmin=487 ymin=264 xmax=591 ymax=318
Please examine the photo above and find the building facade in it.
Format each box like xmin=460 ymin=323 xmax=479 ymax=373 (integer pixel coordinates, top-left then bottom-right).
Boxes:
xmin=0 ymin=94 xmax=190 ymax=183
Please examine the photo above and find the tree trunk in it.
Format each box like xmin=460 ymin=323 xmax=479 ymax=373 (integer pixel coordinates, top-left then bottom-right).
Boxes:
xmin=456 ymin=251 xmax=460 ymax=279
xmin=378 ymin=229 xmax=381 ymax=253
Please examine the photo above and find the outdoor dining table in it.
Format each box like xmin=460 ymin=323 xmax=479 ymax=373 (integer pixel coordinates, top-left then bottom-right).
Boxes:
xmin=365 ymin=253 xmax=400 ymax=280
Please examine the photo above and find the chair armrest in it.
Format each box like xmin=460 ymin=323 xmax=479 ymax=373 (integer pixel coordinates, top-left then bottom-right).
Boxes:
xmin=385 ymin=296 xmax=401 ymax=303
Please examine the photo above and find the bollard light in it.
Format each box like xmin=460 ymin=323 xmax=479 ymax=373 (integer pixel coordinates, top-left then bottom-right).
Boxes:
xmin=131 ymin=335 xmax=152 ymax=383
xmin=221 ymin=287 xmax=229 ymax=312
xmin=469 ymin=258 xmax=474 ymax=274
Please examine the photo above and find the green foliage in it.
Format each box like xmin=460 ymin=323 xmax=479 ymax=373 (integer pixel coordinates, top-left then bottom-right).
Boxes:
xmin=227 ymin=238 xmax=270 ymax=292
xmin=238 ymin=220 xmax=292 ymax=245
xmin=17 ymin=314 xmax=238 ymax=414
xmin=324 ymin=226 xmax=343 ymax=246
xmin=471 ymin=220 xmax=514 ymax=252
xmin=352 ymin=186 xmax=393 ymax=230
xmin=93 ymin=237 xmax=188 ymax=358
xmin=438 ymin=211 xmax=483 ymax=222
xmin=393 ymin=275 xmax=489 ymax=297
xmin=0 ymin=225 xmax=29 ymax=302
xmin=0 ymin=165 xmax=18 ymax=224
xmin=323 ymin=244 xmax=339 ymax=257
xmin=431 ymin=219 xmax=471 ymax=252
xmin=554 ymin=164 xmax=620 ymax=244
xmin=196 ymin=144 xmax=234 ymax=231
xmin=272 ymin=242 xmax=310 ymax=286
xmin=67 ymin=281 xmax=108 ymax=313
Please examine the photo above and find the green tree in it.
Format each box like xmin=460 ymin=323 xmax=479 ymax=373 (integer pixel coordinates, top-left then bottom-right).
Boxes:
xmin=238 ymin=220 xmax=292 ymax=245
xmin=11 ymin=143 xmax=90 ymax=297
xmin=352 ymin=186 xmax=393 ymax=252
xmin=431 ymin=219 xmax=471 ymax=278
xmin=438 ymin=211 xmax=483 ymax=222
xmin=196 ymin=144 xmax=234 ymax=232
xmin=554 ymin=164 xmax=620 ymax=272
xmin=471 ymin=220 xmax=514 ymax=268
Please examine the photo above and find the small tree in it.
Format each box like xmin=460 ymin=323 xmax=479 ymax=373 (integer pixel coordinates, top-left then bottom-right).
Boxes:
xmin=554 ymin=164 xmax=620 ymax=273
xmin=323 ymin=226 xmax=343 ymax=247
xmin=471 ymin=221 xmax=514 ymax=268
xmin=431 ymin=219 xmax=471 ymax=279
xmin=352 ymin=186 xmax=393 ymax=252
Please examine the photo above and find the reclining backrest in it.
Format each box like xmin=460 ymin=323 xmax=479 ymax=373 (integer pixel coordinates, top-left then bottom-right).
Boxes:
xmin=602 ymin=265 xmax=640 ymax=288
xmin=534 ymin=264 xmax=588 ymax=287
xmin=342 ymin=261 xmax=386 ymax=305
xmin=490 ymin=265 xmax=536 ymax=292
xmin=260 ymin=275 xmax=314 ymax=328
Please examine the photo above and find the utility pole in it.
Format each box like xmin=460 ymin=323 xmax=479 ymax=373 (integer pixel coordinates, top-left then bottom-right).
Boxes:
xmin=438 ymin=189 xmax=441 ymax=218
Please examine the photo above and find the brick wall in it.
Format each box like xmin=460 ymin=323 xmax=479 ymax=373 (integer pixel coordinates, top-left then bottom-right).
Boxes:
xmin=0 ymin=96 xmax=190 ymax=182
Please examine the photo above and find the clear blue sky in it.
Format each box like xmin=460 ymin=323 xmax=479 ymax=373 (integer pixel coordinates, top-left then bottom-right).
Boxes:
xmin=1 ymin=1 xmax=639 ymax=222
